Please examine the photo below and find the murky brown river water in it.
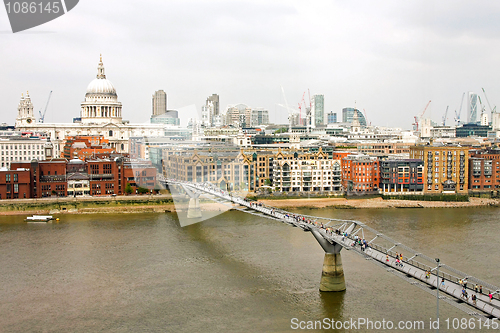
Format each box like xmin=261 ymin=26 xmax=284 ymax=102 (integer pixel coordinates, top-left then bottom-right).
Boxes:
xmin=1 ymin=207 xmax=499 ymax=332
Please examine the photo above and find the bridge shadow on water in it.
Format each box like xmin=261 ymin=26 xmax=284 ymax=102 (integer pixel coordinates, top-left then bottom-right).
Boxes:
xmin=174 ymin=212 xmax=348 ymax=325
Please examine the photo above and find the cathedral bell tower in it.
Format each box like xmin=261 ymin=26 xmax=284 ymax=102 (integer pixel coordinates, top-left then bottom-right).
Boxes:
xmin=15 ymin=91 xmax=37 ymax=127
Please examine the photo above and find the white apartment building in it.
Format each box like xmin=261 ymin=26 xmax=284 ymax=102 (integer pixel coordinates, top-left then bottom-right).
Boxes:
xmin=0 ymin=136 xmax=51 ymax=169
xmin=272 ymin=150 xmax=341 ymax=193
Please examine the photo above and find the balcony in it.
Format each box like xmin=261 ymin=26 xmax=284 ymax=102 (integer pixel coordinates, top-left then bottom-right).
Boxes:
xmin=90 ymin=174 xmax=115 ymax=180
xmin=40 ymin=175 xmax=66 ymax=183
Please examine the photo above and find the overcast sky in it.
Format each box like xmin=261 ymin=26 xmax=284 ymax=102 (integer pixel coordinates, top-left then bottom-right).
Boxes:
xmin=1 ymin=0 xmax=500 ymax=129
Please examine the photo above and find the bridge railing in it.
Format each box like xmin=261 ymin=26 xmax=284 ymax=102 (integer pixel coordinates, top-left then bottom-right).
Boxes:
xmin=171 ymin=180 xmax=500 ymax=302
xmin=366 ymin=241 xmax=500 ymax=301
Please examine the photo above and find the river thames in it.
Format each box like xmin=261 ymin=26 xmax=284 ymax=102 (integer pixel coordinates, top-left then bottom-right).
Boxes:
xmin=1 ymin=207 xmax=499 ymax=332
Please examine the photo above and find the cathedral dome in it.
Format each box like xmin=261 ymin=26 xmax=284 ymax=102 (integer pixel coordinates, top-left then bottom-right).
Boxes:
xmin=85 ymin=55 xmax=117 ymax=98
xmin=86 ymin=78 xmax=116 ymax=96
xmin=81 ymin=55 xmax=123 ymax=125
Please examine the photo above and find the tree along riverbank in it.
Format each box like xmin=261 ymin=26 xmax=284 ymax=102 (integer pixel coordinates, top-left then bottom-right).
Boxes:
xmin=0 ymin=195 xmax=498 ymax=217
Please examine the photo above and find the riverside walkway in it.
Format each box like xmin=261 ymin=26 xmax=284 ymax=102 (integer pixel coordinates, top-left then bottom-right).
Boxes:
xmin=167 ymin=180 xmax=500 ymax=321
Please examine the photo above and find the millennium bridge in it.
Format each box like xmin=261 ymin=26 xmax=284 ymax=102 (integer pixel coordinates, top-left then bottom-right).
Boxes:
xmin=165 ymin=179 xmax=500 ymax=321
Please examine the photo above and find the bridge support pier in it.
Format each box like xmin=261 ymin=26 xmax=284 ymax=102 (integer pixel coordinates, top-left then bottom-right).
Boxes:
xmin=310 ymin=229 xmax=346 ymax=292
xmin=320 ymin=253 xmax=346 ymax=292
xmin=187 ymin=197 xmax=202 ymax=219
xmin=181 ymin=185 xmax=202 ymax=219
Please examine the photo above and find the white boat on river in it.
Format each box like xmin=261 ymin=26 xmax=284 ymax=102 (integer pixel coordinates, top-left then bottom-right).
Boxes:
xmin=25 ymin=215 xmax=58 ymax=222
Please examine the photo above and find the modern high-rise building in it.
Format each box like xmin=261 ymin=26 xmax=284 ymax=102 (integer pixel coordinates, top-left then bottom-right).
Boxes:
xmin=206 ymin=94 xmax=220 ymax=116
xmin=312 ymin=95 xmax=324 ymax=126
xmin=251 ymin=108 xmax=269 ymax=126
xmin=342 ymin=108 xmax=367 ymax=126
xmin=327 ymin=111 xmax=337 ymax=124
xmin=468 ymin=92 xmax=478 ymax=124
xmin=150 ymin=110 xmax=180 ymax=126
xmin=225 ymin=105 xmax=241 ymax=126
xmin=152 ymin=90 xmax=167 ymax=116
xmin=224 ymin=104 xmax=265 ymax=127
xmin=201 ymin=102 xmax=214 ymax=127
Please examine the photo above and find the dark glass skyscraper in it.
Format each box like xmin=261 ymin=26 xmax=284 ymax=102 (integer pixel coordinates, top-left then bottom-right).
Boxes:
xmin=342 ymin=108 xmax=366 ymax=126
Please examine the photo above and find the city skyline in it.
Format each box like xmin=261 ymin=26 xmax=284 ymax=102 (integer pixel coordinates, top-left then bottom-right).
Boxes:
xmin=1 ymin=1 xmax=500 ymax=128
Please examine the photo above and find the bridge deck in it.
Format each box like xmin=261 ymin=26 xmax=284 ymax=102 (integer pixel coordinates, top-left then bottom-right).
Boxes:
xmin=171 ymin=181 xmax=500 ymax=320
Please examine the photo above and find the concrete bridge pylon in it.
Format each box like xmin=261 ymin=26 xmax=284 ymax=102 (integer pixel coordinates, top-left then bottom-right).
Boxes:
xmin=181 ymin=185 xmax=202 ymax=219
xmin=311 ymin=229 xmax=346 ymax=292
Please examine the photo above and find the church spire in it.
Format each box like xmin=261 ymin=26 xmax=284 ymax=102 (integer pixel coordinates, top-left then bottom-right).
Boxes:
xmin=97 ymin=54 xmax=106 ymax=79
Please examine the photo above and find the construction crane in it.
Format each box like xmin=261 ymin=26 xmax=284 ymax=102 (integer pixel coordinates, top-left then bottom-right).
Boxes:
xmin=278 ymin=86 xmax=298 ymax=133
xmin=306 ymin=89 xmax=312 ymax=133
xmin=442 ymin=106 xmax=449 ymax=126
xmin=482 ymin=87 xmax=496 ymax=114
xmin=298 ymin=91 xmax=306 ymax=125
xmin=478 ymin=96 xmax=488 ymax=125
xmin=454 ymin=92 xmax=465 ymax=125
xmin=412 ymin=100 xmax=431 ymax=131
xmin=363 ymin=109 xmax=371 ymax=126
xmin=38 ymin=91 xmax=52 ymax=123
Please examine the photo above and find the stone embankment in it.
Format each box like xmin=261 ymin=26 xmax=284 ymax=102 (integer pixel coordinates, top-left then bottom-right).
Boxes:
xmin=0 ymin=195 xmax=498 ymax=216
xmin=0 ymin=195 xmax=176 ymax=216
xmin=259 ymin=197 xmax=500 ymax=210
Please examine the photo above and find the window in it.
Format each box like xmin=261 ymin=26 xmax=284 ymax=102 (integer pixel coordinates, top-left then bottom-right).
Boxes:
xmin=13 ymin=174 xmax=17 ymax=182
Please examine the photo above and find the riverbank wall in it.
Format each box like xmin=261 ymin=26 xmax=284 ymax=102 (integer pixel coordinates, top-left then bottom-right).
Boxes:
xmin=0 ymin=195 xmax=175 ymax=215
xmin=1 ymin=194 xmax=499 ymax=216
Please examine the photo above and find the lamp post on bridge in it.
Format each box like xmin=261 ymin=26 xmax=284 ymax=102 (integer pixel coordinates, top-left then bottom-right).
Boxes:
xmin=436 ymin=258 xmax=440 ymax=333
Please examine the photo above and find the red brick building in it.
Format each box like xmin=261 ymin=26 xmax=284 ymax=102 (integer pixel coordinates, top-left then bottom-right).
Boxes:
xmin=122 ymin=160 xmax=156 ymax=193
xmin=38 ymin=160 xmax=67 ymax=197
xmin=1 ymin=158 xmax=157 ymax=199
xmin=62 ymin=136 xmax=114 ymax=161
xmin=0 ymin=168 xmax=31 ymax=199
xmin=88 ymin=159 xmax=120 ymax=196
xmin=10 ymin=159 xmax=67 ymax=198
xmin=331 ymin=151 xmax=354 ymax=169
xmin=468 ymin=149 xmax=500 ymax=193
xmin=342 ymin=155 xmax=380 ymax=194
